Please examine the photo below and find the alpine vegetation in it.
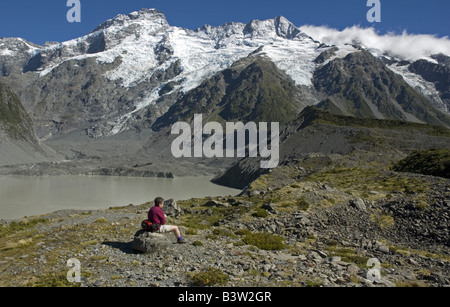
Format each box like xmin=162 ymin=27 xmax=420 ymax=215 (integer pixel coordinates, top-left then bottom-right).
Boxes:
xmin=171 ymin=114 xmax=279 ymax=169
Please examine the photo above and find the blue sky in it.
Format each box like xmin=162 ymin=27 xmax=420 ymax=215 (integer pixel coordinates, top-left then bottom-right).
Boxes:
xmin=0 ymin=0 xmax=449 ymax=45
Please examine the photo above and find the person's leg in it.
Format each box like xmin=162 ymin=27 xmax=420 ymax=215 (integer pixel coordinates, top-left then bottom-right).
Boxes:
xmin=158 ymin=225 xmax=184 ymax=242
xmin=170 ymin=225 xmax=186 ymax=243
xmin=171 ymin=226 xmax=181 ymax=239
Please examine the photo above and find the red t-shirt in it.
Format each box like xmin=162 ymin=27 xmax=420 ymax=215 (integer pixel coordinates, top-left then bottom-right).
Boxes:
xmin=148 ymin=206 xmax=166 ymax=225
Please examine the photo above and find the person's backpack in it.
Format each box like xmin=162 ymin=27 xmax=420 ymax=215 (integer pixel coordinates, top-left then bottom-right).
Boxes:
xmin=141 ymin=220 xmax=161 ymax=233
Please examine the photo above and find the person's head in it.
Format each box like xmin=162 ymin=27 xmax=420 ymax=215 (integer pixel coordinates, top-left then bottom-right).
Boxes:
xmin=154 ymin=197 xmax=165 ymax=207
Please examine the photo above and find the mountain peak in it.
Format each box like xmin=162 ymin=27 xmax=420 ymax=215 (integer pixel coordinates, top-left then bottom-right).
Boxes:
xmin=274 ymin=16 xmax=301 ymax=38
xmin=92 ymin=8 xmax=168 ymax=32
xmin=242 ymin=16 xmax=303 ymax=40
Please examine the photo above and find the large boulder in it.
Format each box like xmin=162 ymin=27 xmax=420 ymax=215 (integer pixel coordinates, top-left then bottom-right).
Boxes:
xmin=132 ymin=229 xmax=173 ymax=253
xmin=163 ymin=198 xmax=183 ymax=217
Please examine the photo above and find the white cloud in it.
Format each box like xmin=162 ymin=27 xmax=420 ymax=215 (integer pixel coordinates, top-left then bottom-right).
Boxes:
xmin=299 ymin=25 xmax=450 ymax=62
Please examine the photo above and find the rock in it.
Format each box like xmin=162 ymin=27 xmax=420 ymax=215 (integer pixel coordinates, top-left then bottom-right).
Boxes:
xmin=347 ymin=264 xmax=359 ymax=276
xmin=163 ymin=199 xmax=182 ymax=217
xmin=408 ymin=258 xmax=419 ymax=266
xmin=350 ymin=198 xmax=367 ymax=211
xmin=299 ymin=217 xmax=311 ymax=226
xmin=328 ymin=256 xmax=342 ymax=263
xmin=203 ymin=200 xmax=230 ymax=208
xmin=132 ymin=230 xmax=173 ymax=253
xmin=381 ymin=280 xmax=396 ymax=287
xmin=315 ymin=250 xmax=328 ymax=258
xmin=261 ymin=202 xmax=277 ymax=214
xmin=374 ymin=241 xmax=390 ymax=254
xmin=249 ymin=190 xmax=262 ymax=197
xmin=429 ymin=273 xmax=446 ymax=286
xmin=322 ymin=184 xmax=334 ymax=191
xmin=308 ymin=251 xmax=324 ymax=263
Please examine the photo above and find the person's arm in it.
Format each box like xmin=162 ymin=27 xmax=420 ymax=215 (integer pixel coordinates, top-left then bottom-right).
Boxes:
xmin=158 ymin=208 xmax=166 ymax=225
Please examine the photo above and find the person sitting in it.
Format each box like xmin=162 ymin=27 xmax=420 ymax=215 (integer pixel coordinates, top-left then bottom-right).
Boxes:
xmin=148 ymin=197 xmax=186 ymax=244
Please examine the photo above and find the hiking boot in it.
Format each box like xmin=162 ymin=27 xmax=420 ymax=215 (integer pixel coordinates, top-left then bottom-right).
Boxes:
xmin=177 ymin=238 xmax=187 ymax=244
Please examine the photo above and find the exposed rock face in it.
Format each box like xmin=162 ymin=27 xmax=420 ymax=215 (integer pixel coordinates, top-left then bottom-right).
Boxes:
xmin=313 ymin=51 xmax=450 ymax=127
xmin=0 ymin=38 xmax=40 ymax=76
xmin=0 ymin=82 xmax=37 ymax=143
xmin=0 ymin=82 xmax=60 ymax=166
xmin=314 ymin=46 xmax=339 ymax=64
xmin=409 ymin=58 xmax=450 ymax=112
xmin=152 ymin=54 xmax=312 ymax=131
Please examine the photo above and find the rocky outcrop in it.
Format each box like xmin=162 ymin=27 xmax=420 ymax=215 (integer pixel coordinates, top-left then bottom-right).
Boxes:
xmin=0 ymin=82 xmax=60 ymax=166
xmin=409 ymin=58 xmax=450 ymax=111
xmin=314 ymin=46 xmax=339 ymax=64
xmin=0 ymin=82 xmax=37 ymax=143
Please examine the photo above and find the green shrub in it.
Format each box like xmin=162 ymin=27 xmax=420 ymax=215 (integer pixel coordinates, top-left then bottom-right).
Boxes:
xmin=28 ymin=272 xmax=79 ymax=287
xmin=185 ymin=228 xmax=198 ymax=235
xmin=234 ymin=229 xmax=252 ymax=236
xmin=327 ymin=246 xmax=369 ymax=268
xmin=242 ymin=232 xmax=286 ymax=251
xmin=190 ymin=267 xmax=228 ymax=287
xmin=393 ymin=149 xmax=450 ymax=179
xmin=0 ymin=218 xmax=48 ymax=238
xmin=212 ymin=228 xmax=237 ymax=238
xmin=192 ymin=241 xmax=203 ymax=247
xmin=297 ymin=198 xmax=310 ymax=211
xmin=252 ymin=208 xmax=269 ymax=218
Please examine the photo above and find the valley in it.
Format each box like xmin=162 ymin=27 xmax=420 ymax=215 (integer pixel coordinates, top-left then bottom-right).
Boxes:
xmin=0 ymin=8 xmax=449 ymax=287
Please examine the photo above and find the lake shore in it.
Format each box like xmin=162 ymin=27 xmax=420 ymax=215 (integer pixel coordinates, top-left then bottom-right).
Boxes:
xmin=1 ymin=179 xmax=449 ymax=287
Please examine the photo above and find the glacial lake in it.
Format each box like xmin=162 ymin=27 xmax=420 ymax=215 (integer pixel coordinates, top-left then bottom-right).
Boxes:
xmin=0 ymin=175 xmax=241 ymax=220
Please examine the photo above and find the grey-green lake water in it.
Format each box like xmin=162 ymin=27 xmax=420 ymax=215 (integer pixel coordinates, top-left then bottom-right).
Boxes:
xmin=0 ymin=175 xmax=241 ymax=220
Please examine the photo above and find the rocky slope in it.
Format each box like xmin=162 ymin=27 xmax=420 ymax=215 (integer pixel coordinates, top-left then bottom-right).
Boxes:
xmin=0 ymin=156 xmax=448 ymax=287
xmin=314 ymin=51 xmax=450 ymax=127
xmin=0 ymin=82 xmax=60 ymax=166
xmin=153 ymin=53 xmax=314 ymax=130
xmin=0 ymin=83 xmax=38 ymax=142
xmin=409 ymin=56 xmax=450 ymax=112
xmin=213 ymin=106 xmax=450 ymax=189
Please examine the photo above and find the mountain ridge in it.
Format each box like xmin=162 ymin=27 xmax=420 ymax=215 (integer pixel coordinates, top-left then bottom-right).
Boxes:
xmin=0 ymin=8 xmax=449 ymax=175
xmin=313 ymin=50 xmax=450 ymax=127
xmin=1 ymin=9 xmax=448 ymax=138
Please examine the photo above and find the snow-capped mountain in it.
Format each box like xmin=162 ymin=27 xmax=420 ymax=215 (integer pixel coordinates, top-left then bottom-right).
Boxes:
xmin=0 ymin=8 xmax=449 ymax=140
